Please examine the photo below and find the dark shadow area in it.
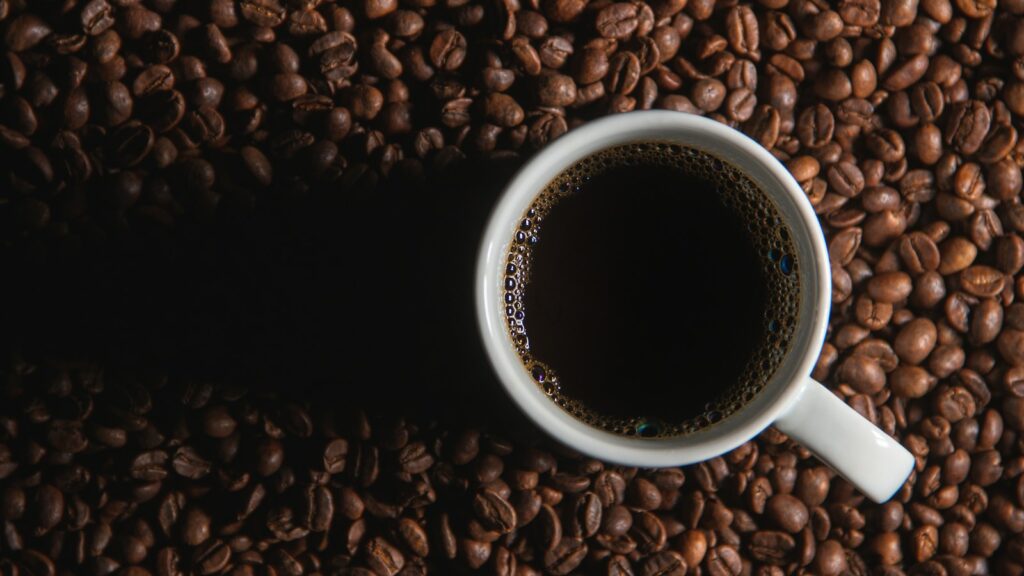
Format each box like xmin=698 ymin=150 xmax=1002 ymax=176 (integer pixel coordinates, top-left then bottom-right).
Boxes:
xmin=2 ymin=152 xmax=538 ymax=432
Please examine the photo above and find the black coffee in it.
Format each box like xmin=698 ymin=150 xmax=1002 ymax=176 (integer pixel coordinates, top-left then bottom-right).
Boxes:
xmin=504 ymin=143 xmax=800 ymax=437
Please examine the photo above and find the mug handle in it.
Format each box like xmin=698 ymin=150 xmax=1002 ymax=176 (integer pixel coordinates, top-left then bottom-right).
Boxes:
xmin=774 ymin=377 xmax=915 ymax=503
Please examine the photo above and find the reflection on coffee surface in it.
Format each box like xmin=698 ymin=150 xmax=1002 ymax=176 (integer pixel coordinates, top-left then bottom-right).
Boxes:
xmin=504 ymin=143 xmax=800 ymax=437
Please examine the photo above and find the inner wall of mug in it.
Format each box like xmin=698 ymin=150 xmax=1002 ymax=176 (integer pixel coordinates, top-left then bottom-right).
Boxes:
xmin=478 ymin=112 xmax=830 ymax=466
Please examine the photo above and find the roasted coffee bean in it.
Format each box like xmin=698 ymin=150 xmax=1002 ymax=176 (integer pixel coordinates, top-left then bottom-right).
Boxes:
xmin=868 ymin=272 xmax=913 ymax=303
xmin=538 ymin=0 xmax=582 ymax=22
xmin=997 ymin=235 xmax=1024 ymax=275
xmin=120 ymin=7 xmax=163 ymax=40
xmin=607 ymin=52 xmax=641 ymax=95
xmin=639 ymin=550 xmax=686 ymax=576
xmin=6 ymin=14 xmax=52 ymax=51
xmin=398 ymin=518 xmax=431 ymax=557
xmin=181 ymin=507 xmax=211 ymax=546
xmin=239 ymin=0 xmax=285 ymax=27
xmin=961 ymin=266 xmax=1006 ymax=298
xmin=365 ymin=0 xmax=398 ymax=20
xmin=133 ymin=66 xmax=175 ymax=99
xmin=673 ymin=529 xmax=706 ymax=569
xmin=473 ymin=490 xmax=517 ymax=533
xmin=192 ymin=539 xmax=230 ymax=575
xmin=837 ymin=355 xmax=886 ymax=394
xmin=183 ymin=107 xmax=226 ymax=144
xmin=691 ymin=79 xmax=726 ymax=111
xmin=365 ymin=537 xmax=404 ymax=575
xmin=543 ymin=537 xmax=586 ymax=575
xmin=570 ymin=492 xmax=602 ymax=537
xmin=596 ymin=4 xmax=640 ymax=40
xmin=628 ymin=478 xmax=662 ymax=510
xmin=31 ymin=485 xmax=63 ymax=535
xmin=81 ymin=0 xmax=115 ymax=36
xmin=171 ymin=446 xmax=210 ymax=479
xmin=539 ymin=37 xmax=574 ymax=70
xmin=946 ymin=101 xmax=991 ymax=155
xmin=631 ymin=511 xmax=667 ymax=554
xmin=484 ymin=93 xmax=524 ymax=127
xmin=575 ymin=48 xmax=609 ymax=84
xmin=895 ymin=318 xmax=938 ymax=364
xmin=748 ymin=530 xmax=796 ymax=564
xmin=430 ymin=30 xmax=467 ymax=71
xmin=766 ymin=494 xmax=809 ymax=533
xmin=603 ymin=504 xmax=632 ymax=536
xmin=970 ymin=298 xmax=1003 ymax=345
xmin=537 ymin=73 xmax=577 ymax=107
xmin=707 ymin=545 xmax=742 ymax=576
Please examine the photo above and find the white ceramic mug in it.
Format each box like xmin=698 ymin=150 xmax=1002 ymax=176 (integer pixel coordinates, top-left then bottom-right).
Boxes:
xmin=476 ymin=111 xmax=915 ymax=503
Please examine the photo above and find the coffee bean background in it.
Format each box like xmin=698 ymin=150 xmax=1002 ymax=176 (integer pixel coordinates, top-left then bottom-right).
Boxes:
xmin=1 ymin=0 xmax=1024 ymax=574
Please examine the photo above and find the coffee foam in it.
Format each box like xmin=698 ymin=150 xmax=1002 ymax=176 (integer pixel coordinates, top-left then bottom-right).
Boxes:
xmin=503 ymin=143 xmax=801 ymax=438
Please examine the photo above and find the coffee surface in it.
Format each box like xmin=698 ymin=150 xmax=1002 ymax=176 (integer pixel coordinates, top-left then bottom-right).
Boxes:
xmin=505 ymin=144 xmax=800 ymax=437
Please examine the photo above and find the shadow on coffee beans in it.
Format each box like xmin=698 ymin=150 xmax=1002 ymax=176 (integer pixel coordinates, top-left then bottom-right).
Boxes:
xmin=2 ymin=154 xmax=530 ymax=430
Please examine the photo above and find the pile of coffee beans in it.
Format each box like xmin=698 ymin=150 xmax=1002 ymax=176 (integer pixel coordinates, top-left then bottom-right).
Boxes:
xmin=0 ymin=358 xmax=933 ymax=576
xmin=4 ymin=0 xmax=1024 ymax=574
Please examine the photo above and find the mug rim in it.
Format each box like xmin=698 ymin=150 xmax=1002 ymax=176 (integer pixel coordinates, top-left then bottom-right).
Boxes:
xmin=475 ymin=111 xmax=831 ymax=466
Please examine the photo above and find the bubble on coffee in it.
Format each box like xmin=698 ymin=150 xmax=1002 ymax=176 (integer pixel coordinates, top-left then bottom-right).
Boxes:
xmin=503 ymin=143 xmax=800 ymax=438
